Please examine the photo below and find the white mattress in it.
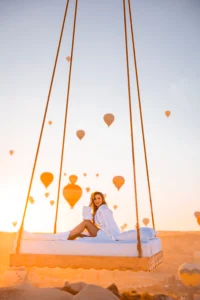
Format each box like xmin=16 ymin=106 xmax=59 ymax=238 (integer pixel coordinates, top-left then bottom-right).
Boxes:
xmin=19 ymin=237 xmax=162 ymax=257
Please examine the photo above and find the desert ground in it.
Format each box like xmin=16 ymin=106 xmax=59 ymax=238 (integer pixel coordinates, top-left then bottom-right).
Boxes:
xmin=0 ymin=231 xmax=200 ymax=298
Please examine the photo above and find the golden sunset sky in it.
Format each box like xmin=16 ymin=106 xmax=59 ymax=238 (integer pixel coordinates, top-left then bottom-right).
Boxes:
xmin=0 ymin=0 xmax=199 ymax=232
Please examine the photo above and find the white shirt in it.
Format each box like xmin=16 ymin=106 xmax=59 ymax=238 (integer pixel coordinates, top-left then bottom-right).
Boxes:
xmin=82 ymin=204 xmax=121 ymax=240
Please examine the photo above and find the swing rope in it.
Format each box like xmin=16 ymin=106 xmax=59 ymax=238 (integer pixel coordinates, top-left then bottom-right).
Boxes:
xmin=15 ymin=0 xmax=70 ymax=253
xmin=54 ymin=0 xmax=79 ymax=233
xmin=127 ymin=0 xmax=155 ymax=229
xmin=122 ymin=0 xmax=142 ymax=258
xmin=15 ymin=0 xmax=154 ymax=261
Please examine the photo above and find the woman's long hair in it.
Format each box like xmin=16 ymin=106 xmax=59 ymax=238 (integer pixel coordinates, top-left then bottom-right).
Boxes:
xmin=91 ymin=191 xmax=107 ymax=222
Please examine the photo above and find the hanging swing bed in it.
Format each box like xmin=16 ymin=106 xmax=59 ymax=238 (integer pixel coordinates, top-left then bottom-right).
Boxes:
xmin=10 ymin=0 xmax=163 ymax=272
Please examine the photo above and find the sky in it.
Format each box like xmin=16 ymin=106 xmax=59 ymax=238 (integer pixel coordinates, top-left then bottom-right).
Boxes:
xmin=0 ymin=0 xmax=199 ymax=232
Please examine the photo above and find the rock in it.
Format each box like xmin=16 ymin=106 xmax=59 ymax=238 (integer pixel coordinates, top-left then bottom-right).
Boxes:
xmin=73 ymin=284 xmax=119 ymax=299
xmin=153 ymin=294 xmax=175 ymax=300
xmin=141 ymin=292 xmax=153 ymax=299
xmin=60 ymin=281 xmax=122 ymax=298
xmin=130 ymin=294 xmax=141 ymax=300
xmin=107 ymin=283 xmax=122 ymax=298
xmin=58 ymin=281 xmax=87 ymax=295
xmin=0 ymin=285 xmax=73 ymax=300
xmin=121 ymin=292 xmax=141 ymax=300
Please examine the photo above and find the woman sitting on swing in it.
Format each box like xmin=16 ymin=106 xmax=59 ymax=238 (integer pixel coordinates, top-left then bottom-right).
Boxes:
xmin=67 ymin=191 xmax=121 ymax=240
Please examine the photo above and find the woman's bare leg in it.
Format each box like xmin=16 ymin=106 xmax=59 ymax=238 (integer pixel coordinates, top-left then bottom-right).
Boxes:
xmin=68 ymin=220 xmax=99 ymax=240
xmin=67 ymin=233 xmax=89 ymax=240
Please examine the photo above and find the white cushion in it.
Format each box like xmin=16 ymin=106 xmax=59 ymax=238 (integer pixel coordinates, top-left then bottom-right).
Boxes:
xmin=116 ymin=230 xmax=148 ymax=242
xmin=115 ymin=227 xmax=156 ymax=242
xmin=140 ymin=227 xmax=157 ymax=239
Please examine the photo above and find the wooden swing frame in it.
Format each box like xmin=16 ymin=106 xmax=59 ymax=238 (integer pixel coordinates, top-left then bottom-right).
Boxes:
xmin=10 ymin=0 xmax=163 ymax=272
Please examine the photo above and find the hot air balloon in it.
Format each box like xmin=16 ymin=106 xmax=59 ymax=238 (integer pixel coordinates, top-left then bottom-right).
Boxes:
xmin=194 ymin=211 xmax=200 ymax=218
xmin=40 ymin=172 xmax=54 ymax=189
xmin=64 ymin=173 xmax=67 ymax=176
xmin=66 ymin=56 xmax=71 ymax=62
xmin=194 ymin=212 xmax=200 ymax=225
xmin=12 ymin=221 xmax=17 ymax=227
xmin=48 ymin=121 xmax=52 ymax=125
xmin=50 ymin=200 xmax=55 ymax=206
xmin=86 ymin=187 xmax=90 ymax=193
xmin=63 ymin=183 xmax=82 ymax=209
xmin=83 ymin=173 xmax=87 ymax=177
xmin=143 ymin=218 xmax=150 ymax=226
xmin=120 ymin=225 xmax=125 ymax=232
xmin=113 ymin=176 xmax=125 ymax=190
xmin=9 ymin=150 xmax=14 ymax=155
xmin=113 ymin=205 xmax=118 ymax=210
xmin=120 ymin=223 xmax=127 ymax=232
xmin=76 ymin=130 xmax=85 ymax=140
xmin=69 ymin=175 xmax=78 ymax=184
xmin=178 ymin=263 xmax=200 ymax=287
xmin=29 ymin=196 xmax=34 ymax=204
xmin=96 ymin=173 xmax=99 ymax=177
xmin=45 ymin=192 xmax=49 ymax=198
xmin=103 ymin=113 xmax=115 ymax=127
xmin=165 ymin=110 xmax=171 ymax=117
